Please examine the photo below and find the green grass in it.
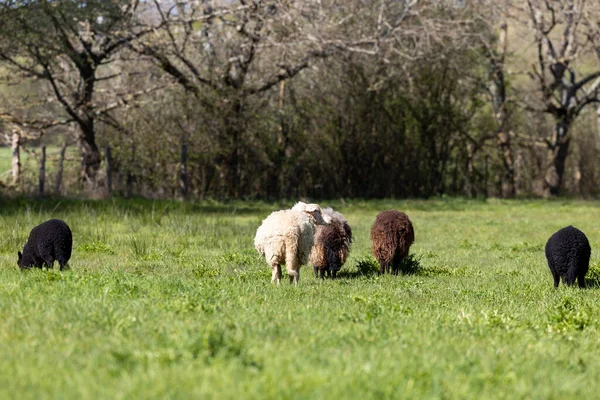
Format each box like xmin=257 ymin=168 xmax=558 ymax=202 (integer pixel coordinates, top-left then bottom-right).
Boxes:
xmin=1 ymin=197 xmax=600 ymax=399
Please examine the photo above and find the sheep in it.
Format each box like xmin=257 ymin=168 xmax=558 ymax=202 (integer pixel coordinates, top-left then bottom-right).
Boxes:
xmin=254 ymin=202 xmax=331 ymax=285
xmin=370 ymin=210 xmax=414 ymax=275
xmin=545 ymin=225 xmax=591 ymax=289
xmin=309 ymin=207 xmax=353 ymax=279
xmin=17 ymin=219 xmax=73 ymax=271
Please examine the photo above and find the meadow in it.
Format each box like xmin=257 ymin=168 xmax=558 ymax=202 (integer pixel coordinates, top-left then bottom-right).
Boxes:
xmin=0 ymin=197 xmax=600 ymax=399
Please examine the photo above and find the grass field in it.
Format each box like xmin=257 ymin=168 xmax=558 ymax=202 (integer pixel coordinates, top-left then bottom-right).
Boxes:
xmin=1 ymin=198 xmax=600 ymax=399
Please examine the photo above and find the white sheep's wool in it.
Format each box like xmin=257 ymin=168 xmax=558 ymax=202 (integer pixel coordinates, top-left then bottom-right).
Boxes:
xmin=254 ymin=202 xmax=329 ymax=285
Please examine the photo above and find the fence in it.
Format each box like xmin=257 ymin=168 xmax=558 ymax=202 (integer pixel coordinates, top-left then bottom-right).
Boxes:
xmin=0 ymin=141 xmax=190 ymax=198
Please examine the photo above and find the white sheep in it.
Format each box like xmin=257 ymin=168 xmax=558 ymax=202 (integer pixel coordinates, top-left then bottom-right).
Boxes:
xmin=254 ymin=202 xmax=331 ymax=285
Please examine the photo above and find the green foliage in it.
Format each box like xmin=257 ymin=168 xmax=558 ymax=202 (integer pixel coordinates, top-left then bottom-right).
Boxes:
xmin=0 ymin=198 xmax=600 ymax=398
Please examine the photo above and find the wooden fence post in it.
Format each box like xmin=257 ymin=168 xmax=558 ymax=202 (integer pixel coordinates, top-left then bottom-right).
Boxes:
xmin=180 ymin=143 xmax=188 ymax=199
xmin=11 ymin=131 xmax=20 ymax=185
xmin=105 ymin=145 xmax=112 ymax=195
xmin=54 ymin=143 xmax=67 ymax=194
xmin=39 ymin=146 xmax=46 ymax=196
xmin=597 ymin=105 xmax=600 ymax=151
xmin=484 ymin=155 xmax=490 ymax=199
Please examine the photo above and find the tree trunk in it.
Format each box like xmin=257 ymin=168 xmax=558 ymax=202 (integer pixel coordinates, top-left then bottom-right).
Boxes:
xmin=543 ymin=122 xmax=571 ymax=197
xmin=54 ymin=142 xmax=67 ymax=194
xmin=226 ymin=99 xmax=243 ymax=198
xmin=77 ymin=65 xmax=101 ymax=186
xmin=491 ymin=21 xmax=516 ymax=198
xmin=267 ymin=80 xmax=288 ymax=198
xmin=463 ymin=143 xmax=477 ymax=198
xmin=78 ymin=120 xmax=101 ymax=186
xmin=39 ymin=146 xmax=46 ymax=196
xmin=497 ymin=129 xmax=516 ymax=198
xmin=105 ymin=145 xmax=112 ymax=196
xmin=597 ymin=105 xmax=600 ymax=150
xmin=180 ymin=143 xmax=188 ymax=199
xmin=11 ymin=131 xmax=20 ymax=186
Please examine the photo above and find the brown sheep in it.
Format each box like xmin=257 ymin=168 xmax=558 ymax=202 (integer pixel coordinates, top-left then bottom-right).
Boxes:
xmin=370 ymin=210 xmax=414 ymax=275
xmin=309 ymin=208 xmax=353 ymax=279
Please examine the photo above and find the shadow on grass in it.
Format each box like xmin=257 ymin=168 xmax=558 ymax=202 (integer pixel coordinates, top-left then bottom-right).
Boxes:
xmin=337 ymin=254 xmax=424 ymax=279
xmin=336 ymin=257 xmax=379 ymax=279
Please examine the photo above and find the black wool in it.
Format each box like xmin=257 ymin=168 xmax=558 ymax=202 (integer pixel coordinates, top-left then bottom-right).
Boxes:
xmin=18 ymin=219 xmax=73 ymax=270
xmin=545 ymin=225 xmax=591 ymax=288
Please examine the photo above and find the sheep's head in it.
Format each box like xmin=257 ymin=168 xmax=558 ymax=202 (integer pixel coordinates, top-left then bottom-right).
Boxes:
xmin=16 ymin=250 xmax=31 ymax=269
xmin=292 ymin=202 xmax=331 ymax=225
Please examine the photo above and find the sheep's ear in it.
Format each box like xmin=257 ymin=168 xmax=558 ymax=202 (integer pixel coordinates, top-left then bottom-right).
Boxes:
xmin=17 ymin=251 xmax=22 ymax=260
xmin=292 ymin=202 xmax=307 ymax=212
xmin=305 ymin=204 xmax=319 ymax=212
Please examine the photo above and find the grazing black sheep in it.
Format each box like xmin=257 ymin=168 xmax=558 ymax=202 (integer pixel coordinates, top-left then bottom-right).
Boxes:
xmin=18 ymin=219 xmax=73 ymax=271
xmin=309 ymin=207 xmax=353 ymax=279
xmin=370 ymin=210 xmax=414 ymax=275
xmin=545 ymin=225 xmax=591 ymax=288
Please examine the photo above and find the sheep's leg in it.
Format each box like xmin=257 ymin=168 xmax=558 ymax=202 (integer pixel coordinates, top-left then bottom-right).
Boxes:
xmin=58 ymin=258 xmax=70 ymax=271
xmin=552 ymin=272 xmax=560 ymax=289
xmin=288 ymin=269 xmax=299 ymax=286
xmin=42 ymin=257 xmax=54 ymax=269
xmin=320 ymin=268 xmax=326 ymax=279
xmin=271 ymin=264 xmax=282 ymax=285
xmin=328 ymin=265 xmax=337 ymax=279
xmin=578 ymin=272 xmax=587 ymax=289
xmin=314 ymin=266 xmax=319 ymax=278
xmin=392 ymin=256 xmax=404 ymax=275
xmin=284 ymin=250 xmax=300 ymax=285
xmin=378 ymin=261 xmax=387 ymax=275
xmin=566 ymin=267 xmax=577 ymax=287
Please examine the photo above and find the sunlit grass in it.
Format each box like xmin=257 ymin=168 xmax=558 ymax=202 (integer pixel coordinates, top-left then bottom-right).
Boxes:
xmin=0 ymin=197 xmax=600 ymax=399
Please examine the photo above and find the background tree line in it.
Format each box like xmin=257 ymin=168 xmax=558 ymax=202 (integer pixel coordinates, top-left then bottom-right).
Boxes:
xmin=0 ymin=0 xmax=599 ymax=199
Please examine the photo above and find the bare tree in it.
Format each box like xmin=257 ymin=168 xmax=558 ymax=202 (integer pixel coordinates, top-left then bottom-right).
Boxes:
xmin=131 ymin=0 xmax=470 ymax=197
xmin=478 ymin=2 xmax=517 ymax=197
xmin=0 ymin=0 xmax=160 ymax=186
xmin=519 ymin=0 xmax=600 ymax=196
xmin=131 ymin=1 xmax=335 ymax=197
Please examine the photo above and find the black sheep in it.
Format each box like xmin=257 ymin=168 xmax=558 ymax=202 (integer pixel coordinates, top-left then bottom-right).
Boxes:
xmin=18 ymin=219 xmax=73 ymax=270
xmin=545 ymin=225 xmax=591 ymax=288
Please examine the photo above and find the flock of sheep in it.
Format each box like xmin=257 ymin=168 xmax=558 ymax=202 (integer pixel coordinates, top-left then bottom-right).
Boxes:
xmin=15 ymin=202 xmax=593 ymax=289
xmin=253 ymin=202 xmax=414 ymax=284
